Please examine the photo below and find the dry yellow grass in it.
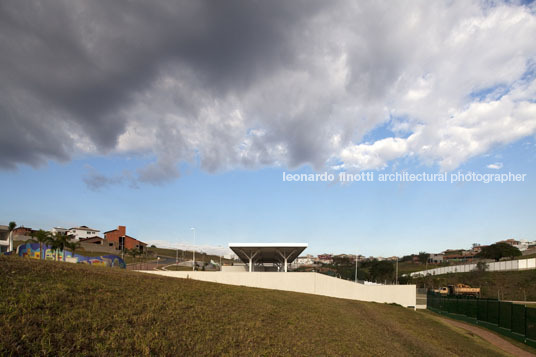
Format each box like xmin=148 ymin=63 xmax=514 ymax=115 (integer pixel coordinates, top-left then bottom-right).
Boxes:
xmin=0 ymin=256 xmax=511 ymax=356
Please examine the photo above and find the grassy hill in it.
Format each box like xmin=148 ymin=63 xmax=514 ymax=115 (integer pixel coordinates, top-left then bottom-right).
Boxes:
xmin=0 ymin=256 xmax=518 ymax=356
xmin=145 ymin=246 xmax=234 ymax=264
xmin=411 ymin=269 xmax=536 ymax=301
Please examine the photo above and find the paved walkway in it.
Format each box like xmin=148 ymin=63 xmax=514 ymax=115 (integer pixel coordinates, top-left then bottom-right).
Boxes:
xmin=437 ymin=316 xmax=535 ymax=357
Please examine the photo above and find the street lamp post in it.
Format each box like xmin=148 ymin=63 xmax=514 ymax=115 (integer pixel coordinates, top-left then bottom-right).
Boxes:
xmin=355 ymin=253 xmax=358 ymax=283
xmin=396 ymin=257 xmax=399 ymax=285
xmin=191 ymin=227 xmax=196 ymax=271
xmin=121 ymin=236 xmax=125 ymax=260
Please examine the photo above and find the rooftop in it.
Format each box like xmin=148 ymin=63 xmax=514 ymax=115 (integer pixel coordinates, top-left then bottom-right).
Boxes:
xmin=228 ymin=243 xmax=308 ymax=272
xmin=70 ymin=226 xmax=100 ymax=232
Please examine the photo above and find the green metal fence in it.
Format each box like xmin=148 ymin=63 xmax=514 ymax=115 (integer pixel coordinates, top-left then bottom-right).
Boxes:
xmin=427 ymin=292 xmax=536 ymax=348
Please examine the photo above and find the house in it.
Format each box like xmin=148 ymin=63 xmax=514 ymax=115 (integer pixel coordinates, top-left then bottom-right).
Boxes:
xmin=470 ymin=243 xmax=486 ymax=254
xmin=295 ymin=256 xmax=315 ymax=265
xmin=496 ymin=238 xmax=529 ymax=252
xmin=104 ymin=226 xmax=147 ymax=252
xmin=51 ymin=227 xmax=69 ymax=235
xmin=0 ymin=225 xmax=9 ymax=253
xmin=461 ymin=249 xmax=473 ymax=256
xmin=500 ymin=238 xmax=529 ymax=252
xmin=443 ymin=248 xmax=477 ymax=262
xmin=316 ymin=254 xmax=333 ymax=264
xmin=428 ymin=253 xmax=444 ymax=264
xmin=79 ymin=236 xmax=105 ymax=245
xmin=67 ymin=226 xmax=101 ymax=241
xmin=12 ymin=226 xmax=33 ymax=236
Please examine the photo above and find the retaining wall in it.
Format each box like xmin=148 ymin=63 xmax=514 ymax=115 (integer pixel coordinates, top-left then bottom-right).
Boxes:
xmin=410 ymin=258 xmax=536 ymax=277
xmin=140 ymin=270 xmax=417 ymax=307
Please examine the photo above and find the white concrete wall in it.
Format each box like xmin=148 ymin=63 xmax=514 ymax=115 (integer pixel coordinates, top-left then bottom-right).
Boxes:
xmin=409 ymin=258 xmax=536 ymax=277
xmin=140 ymin=271 xmax=417 ymax=307
xmin=221 ymin=265 xmax=248 ymax=272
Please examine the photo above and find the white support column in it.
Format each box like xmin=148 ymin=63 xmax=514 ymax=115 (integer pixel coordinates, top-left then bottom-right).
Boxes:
xmin=238 ymin=249 xmax=259 ymax=273
xmin=276 ymin=249 xmax=296 ymax=273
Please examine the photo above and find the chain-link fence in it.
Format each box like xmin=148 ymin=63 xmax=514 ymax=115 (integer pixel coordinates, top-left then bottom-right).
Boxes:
xmin=427 ymin=292 xmax=536 ymax=348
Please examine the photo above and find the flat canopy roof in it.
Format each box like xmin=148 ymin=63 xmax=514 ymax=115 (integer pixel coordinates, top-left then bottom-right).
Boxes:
xmin=228 ymin=243 xmax=308 ymax=264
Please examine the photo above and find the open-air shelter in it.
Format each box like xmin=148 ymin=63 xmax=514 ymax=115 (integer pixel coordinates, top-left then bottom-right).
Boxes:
xmin=228 ymin=243 xmax=307 ymax=272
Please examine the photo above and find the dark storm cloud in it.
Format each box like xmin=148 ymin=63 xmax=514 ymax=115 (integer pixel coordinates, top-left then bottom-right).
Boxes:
xmin=83 ymin=165 xmax=138 ymax=191
xmin=2 ymin=1 xmax=536 ymax=183
xmin=0 ymin=0 xmax=325 ymax=168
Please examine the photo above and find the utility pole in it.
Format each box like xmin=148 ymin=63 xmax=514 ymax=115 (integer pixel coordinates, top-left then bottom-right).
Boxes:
xmin=355 ymin=253 xmax=358 ymax=283
xmin=191 ymin=227 xmax=196 ymax=271
xmin=121 ymin=236 xmax=125 ymax=260
xmin=396 ymin=257 xmax=399 ymax=285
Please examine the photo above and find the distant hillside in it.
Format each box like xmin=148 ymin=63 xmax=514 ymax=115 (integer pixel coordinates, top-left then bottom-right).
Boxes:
xmin=411 ymin=269 xmax=536 ymax=300
xmin=0 ymin=256 xmax=512 ymax=356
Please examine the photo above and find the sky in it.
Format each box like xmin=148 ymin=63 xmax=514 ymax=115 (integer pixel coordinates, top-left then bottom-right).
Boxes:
xmin=1 ymin=0 xmax=536 ymax=257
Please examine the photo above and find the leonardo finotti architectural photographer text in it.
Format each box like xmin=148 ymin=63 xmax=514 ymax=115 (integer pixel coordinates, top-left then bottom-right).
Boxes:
xmin=282 ymin=171 xmax=527 ymax=184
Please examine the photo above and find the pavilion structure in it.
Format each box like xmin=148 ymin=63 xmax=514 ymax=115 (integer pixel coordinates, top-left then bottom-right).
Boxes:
xmin=228 ymin=242 xmax=307 ymax=272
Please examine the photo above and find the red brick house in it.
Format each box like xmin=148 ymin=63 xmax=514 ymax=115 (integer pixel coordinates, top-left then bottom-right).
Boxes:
xmin=104 ymin=226 xmax=147 ymax=252
xmin=13 ymin=226 xmax=33 ymax=236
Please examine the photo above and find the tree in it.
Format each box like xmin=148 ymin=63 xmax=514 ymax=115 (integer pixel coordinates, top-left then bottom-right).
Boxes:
xmin=418 ymin=252 xmax=430 ymax=264
xmin=332 ymin=256 xmax=352 ymax=266
xmin=126 ymin=248 xmax=139 ymax=260
xmin=369 ymin=260 xmax=395 ymax=282
xmin=49 ymin=232 xmax=70 ymax=261
xmin=126 ymin=248 xmax=142 ymax=268
xmin=477 ymin=242 xmax=521 ymax=261
xmin=65 ymin=240 xmax=80 ymax=260
xmin=29 ymin=230 xmax=52 ymax=260
xmin=8 ymin=221 xmax=16 ymax=252
xmin=476 ymin=261 xmax=488 ymax=272
xmin=400 ymin=255 xmax=414 ymax=263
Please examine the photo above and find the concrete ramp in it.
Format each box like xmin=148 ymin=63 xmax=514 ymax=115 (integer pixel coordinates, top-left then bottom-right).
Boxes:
xmin=139 ymin=271 xmax=417 ymax=308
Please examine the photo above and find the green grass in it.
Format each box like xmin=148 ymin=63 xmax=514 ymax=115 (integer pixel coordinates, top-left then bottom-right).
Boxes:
xmin=398 ymin=261 xmax=471 ymax=276
xmin=412 ymin=269 xmax=536 ymax=300
xmin=398 ymin=261 xmax=432 ymax=275
xmin=517 ymin=252 xmax=536 ymax=260
xmin=399 ymin=255 xmax=536 ymax=276
xmin=146 ymin=246 xmax=232 ymax=265
xmin=0 ymin=256 xmax=514 ymax=356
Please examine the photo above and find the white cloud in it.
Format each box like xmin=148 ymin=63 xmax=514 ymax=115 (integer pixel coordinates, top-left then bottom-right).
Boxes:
xmin=340 ymin=138 xmax=409 ymax=170
xmin=123 ymin=1 xmax=536 ymax=177
xmin=2 ymin=1 xmax=536 ymax=181
xmin=487 ymin=162 xmax=503 ymax=169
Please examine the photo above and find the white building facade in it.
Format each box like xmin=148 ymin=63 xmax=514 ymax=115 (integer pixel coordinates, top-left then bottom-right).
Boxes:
xmin=67 ymin=226 xmax=100 ymax=241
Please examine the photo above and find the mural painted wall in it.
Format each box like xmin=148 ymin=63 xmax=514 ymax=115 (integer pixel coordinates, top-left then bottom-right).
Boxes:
xmin=16 ymin=243 xmax=126 ymax=269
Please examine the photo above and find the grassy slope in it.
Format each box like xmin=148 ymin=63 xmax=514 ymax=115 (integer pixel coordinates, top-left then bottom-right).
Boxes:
xmin=14 ymin=239 xmax=233 ymax=265
xmin=399 ymin=253 xmax=536 ymax=276
xmin=412 ymin=269 xmax=536 ymax=300
xmin=0 ymin=257 xmax=511 ymax=356
xmin=145 ymin=246 xmax=233 ymax=264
